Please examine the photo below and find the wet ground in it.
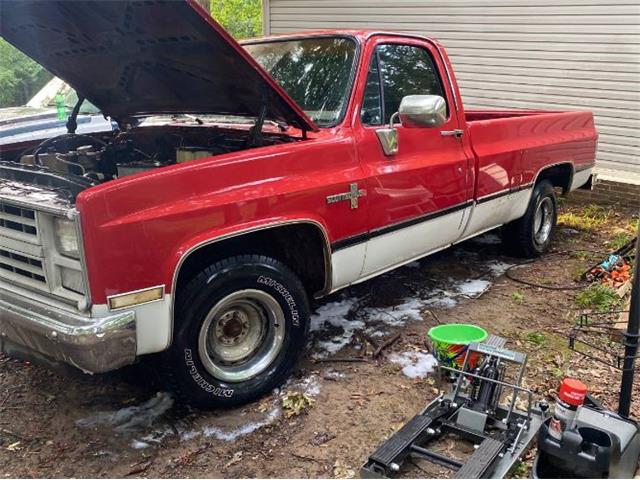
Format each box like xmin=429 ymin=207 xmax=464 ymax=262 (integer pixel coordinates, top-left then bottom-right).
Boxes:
xmin=0 ymin=199 xmax=638 ymax=478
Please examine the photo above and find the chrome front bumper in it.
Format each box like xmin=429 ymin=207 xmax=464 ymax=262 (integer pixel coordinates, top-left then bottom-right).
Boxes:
xmin=0 ymin=286 xmax=136 ymax=373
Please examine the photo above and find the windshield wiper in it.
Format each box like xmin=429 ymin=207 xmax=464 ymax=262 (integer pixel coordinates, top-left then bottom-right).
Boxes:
xmin=66 ymin=96 xmax=85 ymax=133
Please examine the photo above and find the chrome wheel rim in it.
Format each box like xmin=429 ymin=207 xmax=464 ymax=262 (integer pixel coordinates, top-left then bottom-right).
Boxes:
xmin=198 ymin=289 xmax=285 ymax=383
xmin=533 ymin=197 xmax=554 ymax=245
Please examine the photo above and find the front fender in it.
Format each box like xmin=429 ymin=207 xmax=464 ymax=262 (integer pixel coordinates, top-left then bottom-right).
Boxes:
xmin=165 ymin=215 xmax=333 ymax=297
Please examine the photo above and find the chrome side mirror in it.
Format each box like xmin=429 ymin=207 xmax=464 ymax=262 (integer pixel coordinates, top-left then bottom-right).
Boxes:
xmin=398 ymin=95 xmax=447 ymax=128
xmin=376 ymin=112 xmax=400 ymax=156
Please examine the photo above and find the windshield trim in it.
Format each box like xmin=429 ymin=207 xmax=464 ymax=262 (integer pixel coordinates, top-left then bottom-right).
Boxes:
xmin=242 ymin=34 xmax=360 ymax=129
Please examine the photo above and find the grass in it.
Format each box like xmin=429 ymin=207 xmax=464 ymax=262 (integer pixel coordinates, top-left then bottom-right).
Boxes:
xmin=607 ymin=231 xmax=633 ymax=250
xmin=570 ymin=264 xmax=587 ymax=282
xmin=558 ymin=203 xmax=613 ymax=231
xmin=575 ymin=284 xmax=620 ymax=312
xmin=526 ymin=331 xmax=547 ymax=346
xmin=569 ymin=251 xmax=591 ymax=260
xmin=512 ymin=291 xmax=524 ymax=304
xmin=623 ymin=217 xmax=639 ymax=234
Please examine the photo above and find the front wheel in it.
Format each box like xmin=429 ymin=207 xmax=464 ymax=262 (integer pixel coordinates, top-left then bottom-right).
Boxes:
xmin=502 ymin=180 xmax=557 ymax=258
xmin=162 ymin=255 xmax=309 ymax=408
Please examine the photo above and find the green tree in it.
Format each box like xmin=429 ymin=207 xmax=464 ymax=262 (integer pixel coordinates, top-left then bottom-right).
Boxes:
xmin=0 ymin=39 xmax=51 ymax=107
xmin=211 ymin=0 xmax=262 ymax=39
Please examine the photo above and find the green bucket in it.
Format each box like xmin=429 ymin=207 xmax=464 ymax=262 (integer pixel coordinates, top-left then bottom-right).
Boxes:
xmin=428 ymin=323 xmax=488 ymax=368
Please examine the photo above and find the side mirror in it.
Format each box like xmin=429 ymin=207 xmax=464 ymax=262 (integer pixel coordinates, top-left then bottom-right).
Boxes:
xmin=374 ymin=95 xmax=447 ymax=157
xmin=398 ymin=95 xmax=447 ymax=128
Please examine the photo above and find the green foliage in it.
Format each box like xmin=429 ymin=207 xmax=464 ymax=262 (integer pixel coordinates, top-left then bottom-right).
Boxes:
xmin=575 ymin=284 xmax=620 ymax=312
xmin=526 ymin=331 xmax=546 ymax=346
xmin=558 ymin=204 xmax=613 ymax=231
xmin=511 ymin=461 xmax=529 ymax=478
xmin=211 ymin=0 xmax=262 ymax=39
xmin=512 ymin=291 xmax=524 ymax=304
xmin=0 ymin=39 xmax=52 ymax=108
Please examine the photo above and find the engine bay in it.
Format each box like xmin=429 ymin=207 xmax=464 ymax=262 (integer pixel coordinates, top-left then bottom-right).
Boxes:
xmin=3 ymin=123 xmax=299 ymax=185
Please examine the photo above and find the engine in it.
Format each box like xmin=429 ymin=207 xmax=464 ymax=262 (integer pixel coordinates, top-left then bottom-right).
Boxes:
xmin=12 ymin=124 xmax=297 ymax=185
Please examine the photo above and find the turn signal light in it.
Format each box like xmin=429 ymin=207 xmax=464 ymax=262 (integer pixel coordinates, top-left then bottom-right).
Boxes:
xmin=108 ymin=286 xmax=164 ymax=310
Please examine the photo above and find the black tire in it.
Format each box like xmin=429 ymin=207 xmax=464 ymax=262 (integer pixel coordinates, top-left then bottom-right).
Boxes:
xmin=161 ymin=255 xmax=309 ymax=409
xmin=502 ymin=180 xmax=557 ymax=258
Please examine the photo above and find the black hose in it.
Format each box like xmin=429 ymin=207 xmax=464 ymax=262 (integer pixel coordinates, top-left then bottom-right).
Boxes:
xmin=504 ymin=250 xmax=606 ymax=291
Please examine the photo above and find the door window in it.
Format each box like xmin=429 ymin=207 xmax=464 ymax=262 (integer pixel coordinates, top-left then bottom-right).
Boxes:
xmin=361 ymin=44 xmax=446 ymax=126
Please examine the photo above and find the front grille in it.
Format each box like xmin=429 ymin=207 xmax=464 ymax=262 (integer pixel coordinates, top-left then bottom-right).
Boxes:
xmin=0 ymin=195 xmax=85 ymax=304
xmin=0 ymin=248 xmax=46 ymax=284
xmin=0 ymin=202 xmax=37 ymax=238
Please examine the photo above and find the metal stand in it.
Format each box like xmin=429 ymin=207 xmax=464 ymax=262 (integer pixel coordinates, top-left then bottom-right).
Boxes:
xmin=619 ymin=229 xmax=639 ymax=417
xmin=360 ymin=335 xmax=549 ymax=479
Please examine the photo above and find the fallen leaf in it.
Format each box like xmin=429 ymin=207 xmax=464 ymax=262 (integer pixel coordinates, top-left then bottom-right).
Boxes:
xmin=282 ymin=391 xmax=315 ymax=417
xmin=225 ymin=451 xmax=243 ymax=468
xmin=6 ymin=441 xmax=20 ymax=451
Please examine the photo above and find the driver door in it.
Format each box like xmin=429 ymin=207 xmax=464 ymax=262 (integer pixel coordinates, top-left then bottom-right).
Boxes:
xmin=355 ymin=39 xmax=472 ymax=277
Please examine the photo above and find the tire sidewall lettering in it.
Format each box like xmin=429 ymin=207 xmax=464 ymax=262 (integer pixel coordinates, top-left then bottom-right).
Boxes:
xmin=256 ymin=275 xmax=300 ymax=327
xmin=170 ymin=257 xmax=309 ymax=408
xmin=184 ymin=348 xmax=234 ymax=398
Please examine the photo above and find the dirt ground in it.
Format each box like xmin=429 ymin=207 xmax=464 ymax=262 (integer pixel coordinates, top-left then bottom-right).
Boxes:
xmin=0 ymin=198 xmax=638 ymax=479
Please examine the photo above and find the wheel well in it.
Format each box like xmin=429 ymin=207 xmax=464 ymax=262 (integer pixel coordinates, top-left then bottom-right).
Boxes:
xmin=536 ymin=163 xmax=573 ymax=194
xmin=175 ymin=223 xmax=330 ymax=298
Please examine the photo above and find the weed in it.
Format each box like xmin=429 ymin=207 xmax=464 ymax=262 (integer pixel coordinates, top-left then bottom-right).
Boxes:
xmin=526 ymin=331 xmax=546 ymax=346
xmin=512 ymin=291 xmax=524 ymax=303
xmin=551 ymin=367 xmax=564 ymax=379
xmin=575 ymin=284 xmax=620 ymax=312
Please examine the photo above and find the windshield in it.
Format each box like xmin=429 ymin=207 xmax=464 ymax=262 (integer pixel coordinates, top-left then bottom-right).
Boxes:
xmin=48 ymin=89 xmax=100 ymax=115
xmin=27 ymin=77 xmax=100 ymax=114
xmin=244 ymin=37 xmax=357 ymax=128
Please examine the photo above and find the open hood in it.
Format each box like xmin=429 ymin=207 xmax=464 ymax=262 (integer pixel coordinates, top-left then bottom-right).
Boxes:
xmin=0 ymin=0 xmax=317 ymax=131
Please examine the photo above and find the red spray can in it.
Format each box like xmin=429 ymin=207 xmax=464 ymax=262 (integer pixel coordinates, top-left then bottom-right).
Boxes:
xmin=549 ymin=378 xmax=587 ymax=440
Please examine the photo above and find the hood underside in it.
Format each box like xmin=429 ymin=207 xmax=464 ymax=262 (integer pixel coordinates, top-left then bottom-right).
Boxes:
xmin=0 ymin=0 xmax=317 ymax=131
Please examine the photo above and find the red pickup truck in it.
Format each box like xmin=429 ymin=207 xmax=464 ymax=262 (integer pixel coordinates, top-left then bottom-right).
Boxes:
xmin=0 ymin=1 xmax=596 ymax=407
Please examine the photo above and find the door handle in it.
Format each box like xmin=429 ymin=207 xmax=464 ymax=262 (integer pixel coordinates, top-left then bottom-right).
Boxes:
xmin=441 ymin=129 xmax=464 ymax=138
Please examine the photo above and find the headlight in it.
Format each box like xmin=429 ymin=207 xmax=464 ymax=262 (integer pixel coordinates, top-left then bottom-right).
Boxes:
xmin=60 ymin=266 xmax=86 ymax=294
xmin=54 ymin=217 xmax=80 ymax=259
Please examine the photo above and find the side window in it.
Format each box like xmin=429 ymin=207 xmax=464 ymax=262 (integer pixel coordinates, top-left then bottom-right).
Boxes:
xmin=361 ymin=53 xmax=383 ymax=126
xmin=366 ymin=44 xmax=446 ymax=125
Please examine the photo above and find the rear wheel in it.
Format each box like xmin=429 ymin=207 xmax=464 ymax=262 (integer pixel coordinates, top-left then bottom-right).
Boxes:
xmin=162 ymin=255 xmax=309 ymax=408
xmin=502 ymin=180 xmax=557 ymax=258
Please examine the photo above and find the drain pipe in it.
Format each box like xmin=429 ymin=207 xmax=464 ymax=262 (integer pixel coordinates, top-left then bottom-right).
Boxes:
xmin=619 ymin=226 xmax=639 ymax=418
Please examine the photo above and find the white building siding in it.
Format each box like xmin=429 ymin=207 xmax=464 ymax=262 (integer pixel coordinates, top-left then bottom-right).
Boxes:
xmin=265 ymin=0 xmax=640 ymax=174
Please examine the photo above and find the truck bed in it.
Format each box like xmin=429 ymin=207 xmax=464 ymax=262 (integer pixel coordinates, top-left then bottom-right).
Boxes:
xmin=466 ymin=109 xmax=597 ymax=191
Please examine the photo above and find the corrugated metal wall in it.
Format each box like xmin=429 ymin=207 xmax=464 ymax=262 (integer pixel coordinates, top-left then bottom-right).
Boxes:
xmin=265 ymin=0 xmax=640 ymax=175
